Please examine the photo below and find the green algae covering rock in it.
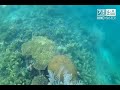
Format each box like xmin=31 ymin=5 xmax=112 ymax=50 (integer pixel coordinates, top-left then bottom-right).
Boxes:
xmin=31 ymin=75 xmax=48 ymax=85
xmin=21 ymin=36 xmax=56 ymax=70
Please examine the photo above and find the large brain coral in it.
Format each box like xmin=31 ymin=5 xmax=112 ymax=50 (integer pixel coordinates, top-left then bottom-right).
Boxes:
xmin=21 ymin=36 xmax=56 ymax=70
xmin=48 ymin=55 xmax=78 ymax=81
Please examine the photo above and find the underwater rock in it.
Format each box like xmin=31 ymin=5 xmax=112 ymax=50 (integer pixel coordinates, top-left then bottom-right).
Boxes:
xmin=48 ymin=55 xmax=78 ymax=81
xmin=31 ymin=75 xmax=48 ymax=85
xmin=21 ymin=36 xmax=56 ymax=70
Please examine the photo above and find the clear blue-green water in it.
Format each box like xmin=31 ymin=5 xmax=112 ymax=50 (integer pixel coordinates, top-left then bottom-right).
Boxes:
xmin=0 ymin=5 xmax=120 ymax=85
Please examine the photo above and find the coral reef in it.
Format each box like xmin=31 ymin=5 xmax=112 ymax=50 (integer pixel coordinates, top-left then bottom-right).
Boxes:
xmin=48 ymin=70 xmax=83 ymax=85
xmin=21 ymin=36 xmax=56 ymax=70
xmin=0 ymin=6 xmax=109 ymax=85
xmin=48 ymin=55 xmax=78 ymax=81
xmin=73 ymin=48 xmax=97 ymax=84
xmin=52 ymin=27 xmax=98 ymax=84
xmin=0 ymin=48 xmax=31 ymax=85
xmin=31 ymin=75 xmax=48 ymax=85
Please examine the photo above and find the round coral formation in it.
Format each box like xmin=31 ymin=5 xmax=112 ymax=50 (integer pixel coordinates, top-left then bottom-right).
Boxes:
xmin=31 ymin=75 xmax=48 ymax=85
xmin=48 ymin=55 xmax=78 ymax=81
xmin=21 ymin=36 xmax=56 ymax=70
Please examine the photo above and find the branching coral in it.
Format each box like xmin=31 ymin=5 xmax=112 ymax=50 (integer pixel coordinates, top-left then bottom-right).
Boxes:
xmin=73 ymin=48 xmax=97 ymax=84
xmin=47 ymin=70 xmax=83 ymax=85
xmin=0 ymin=49 xmax=31 ymax=85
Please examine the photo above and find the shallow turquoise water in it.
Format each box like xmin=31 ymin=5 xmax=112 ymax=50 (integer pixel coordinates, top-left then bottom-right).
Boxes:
xmin=0 ymin=5 xmax=120 ymax=85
